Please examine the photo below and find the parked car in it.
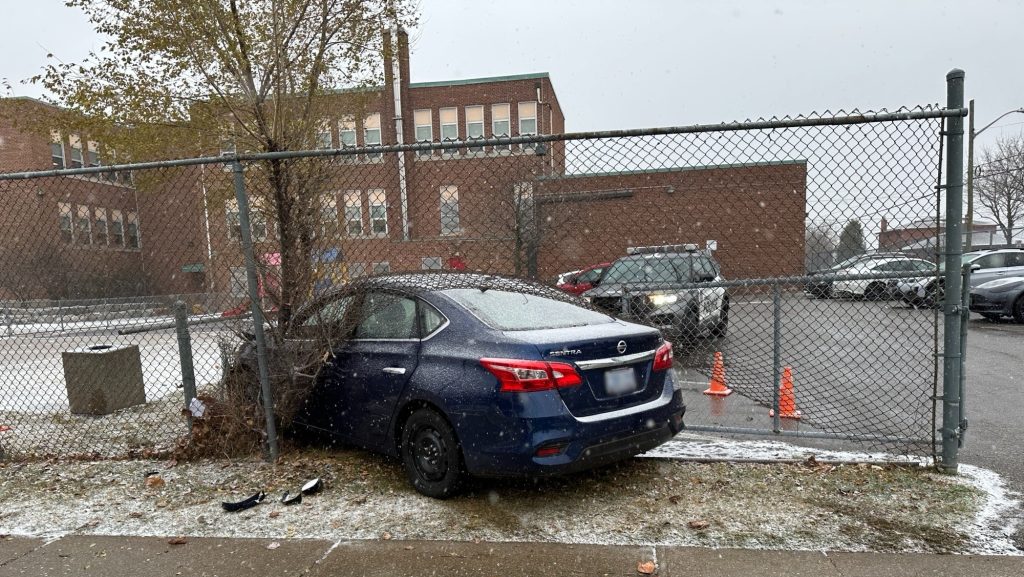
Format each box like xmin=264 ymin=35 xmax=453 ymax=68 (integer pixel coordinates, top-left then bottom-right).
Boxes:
xmin=232 ymin=273 xmax=684 ymax=498
xmin=556 ymin=262 xmax=611 ymax=296
xmin=899 ymin=249 xmax=1024 ymax=307
xmin=831 ymin=257 xmax=935 ymax=300
xmin=805 ymin=252 xmax=913 ymax=298
xmin=583 ymin=244 xmax=727 ymax=342
xmin=970 ymin=277 xmax=1024 ymax=322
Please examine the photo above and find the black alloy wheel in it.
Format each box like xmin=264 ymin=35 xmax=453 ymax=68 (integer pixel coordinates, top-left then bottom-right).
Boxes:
xmin=400 ymin=408 xmax=464 ymax=499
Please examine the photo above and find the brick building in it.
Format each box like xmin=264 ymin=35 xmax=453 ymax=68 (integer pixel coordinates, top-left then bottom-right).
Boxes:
xmin=1 ymin=28 xmax=806 ymax=301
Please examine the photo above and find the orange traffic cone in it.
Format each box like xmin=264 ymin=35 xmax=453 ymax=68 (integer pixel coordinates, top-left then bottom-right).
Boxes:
xmin=769 ymin=366 xmax=802 ymax=419
xmin=703 ymin=352 xmax=733 ymax=396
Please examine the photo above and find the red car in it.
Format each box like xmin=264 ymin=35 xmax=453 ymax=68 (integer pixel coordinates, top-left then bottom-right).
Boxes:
xmin=557 ymin=262 xmax=611 ymax=296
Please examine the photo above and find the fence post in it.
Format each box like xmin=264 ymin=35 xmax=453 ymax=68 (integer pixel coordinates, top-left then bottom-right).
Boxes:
xmin=940 ymin=69 xmax=965 ymax=473
xmin=958 ymin=264 xmax=971 ymax=447
xmin=771 ymin=283 xmax=782 ymax=434
xmin=231 ymin=160 xmax=279 ymax=462
xmin=174 ymin=300 xmax=197 ymax=432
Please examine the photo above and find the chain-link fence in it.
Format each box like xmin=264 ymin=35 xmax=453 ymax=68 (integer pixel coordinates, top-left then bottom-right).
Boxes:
xmin=0 ymin=104 xmax=967 ymax=461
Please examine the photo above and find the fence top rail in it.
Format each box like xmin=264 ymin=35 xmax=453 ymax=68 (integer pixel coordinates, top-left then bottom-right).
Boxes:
xmin=0 ymin=108 xmax=967 ymax=181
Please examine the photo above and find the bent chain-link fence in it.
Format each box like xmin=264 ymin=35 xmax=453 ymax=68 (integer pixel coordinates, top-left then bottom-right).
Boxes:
xmin=0 ymin=107 xmax=957 ymax=460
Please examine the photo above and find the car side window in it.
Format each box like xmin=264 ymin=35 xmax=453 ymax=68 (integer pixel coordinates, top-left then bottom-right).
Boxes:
xmin=354 ymin=292 xmax=418 ymax=339
xmin=300 ymin=295 xmax=354 ymax=331
xmin=975 ymin=254 xmax=1006 ymax=269
xmin=578 ymin=268 xmax=602 ymax=284
xmin=1004 ymin=253 xmax=1024 ymax=268
xmin=419 ymin=301 xmax=446 ymax=337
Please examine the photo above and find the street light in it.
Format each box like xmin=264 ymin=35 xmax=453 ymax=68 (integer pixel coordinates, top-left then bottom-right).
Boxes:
xmin=965 ymin=100 xmax=1024 ymax=249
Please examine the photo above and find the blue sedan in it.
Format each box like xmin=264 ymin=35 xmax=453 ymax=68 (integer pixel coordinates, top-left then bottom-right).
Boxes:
xmin=279 ymin=274 xmax=685 ymax=498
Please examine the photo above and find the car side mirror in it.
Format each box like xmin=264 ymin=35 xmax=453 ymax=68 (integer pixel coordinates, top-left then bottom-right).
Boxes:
xmin=699 ymin=274 xmax=716 ymax=283
xmin=971 ymin=264 xmax=981 ymax=271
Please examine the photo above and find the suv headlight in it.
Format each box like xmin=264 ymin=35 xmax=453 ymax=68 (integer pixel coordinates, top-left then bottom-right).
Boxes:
xmin=648 ymin=293 xmax=679 ymax=306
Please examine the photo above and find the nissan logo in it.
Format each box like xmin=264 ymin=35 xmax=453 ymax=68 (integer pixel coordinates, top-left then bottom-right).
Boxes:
xmin=617 ymin=340 xmax=627 ymax=354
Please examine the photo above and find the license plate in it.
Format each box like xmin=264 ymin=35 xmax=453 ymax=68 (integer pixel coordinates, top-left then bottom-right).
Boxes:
xmin=605 ymin=367 xmax=638 ymax=397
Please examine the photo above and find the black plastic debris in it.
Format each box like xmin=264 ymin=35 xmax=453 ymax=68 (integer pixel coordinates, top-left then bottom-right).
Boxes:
xmin=143 ymin=470 xmax=160 ymax=478
xmin=222 ymin=491 xmax=266 ymax=513
xmin=280 ymin=491 xmax=302 ymax=506
xmin=300 ymin=478 xmax=323 ymax=495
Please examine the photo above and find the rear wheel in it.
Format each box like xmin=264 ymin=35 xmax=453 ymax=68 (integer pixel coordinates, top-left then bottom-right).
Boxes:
xmin=864 ymin=282 xmax=886 ymax=301
xmin=1014 ymin=296 xmax=1024 ymax=324
xmin=400 ymin=408 xmax=464 ymax=499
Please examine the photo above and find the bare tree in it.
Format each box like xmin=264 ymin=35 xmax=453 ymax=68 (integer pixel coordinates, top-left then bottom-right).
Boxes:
xmin=975 ymin=136 xmax=1024 ymax=245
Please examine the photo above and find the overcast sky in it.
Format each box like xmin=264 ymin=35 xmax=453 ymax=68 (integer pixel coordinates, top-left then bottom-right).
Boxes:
xmin=3 ymin=0 xmax=1022 ymax=151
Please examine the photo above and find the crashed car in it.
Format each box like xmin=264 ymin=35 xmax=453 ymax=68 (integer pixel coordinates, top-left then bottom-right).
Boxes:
xmin=970 ymin=277 xmax=1024 ymax=322
xmin=231 ymin=273 xmax=684 ymax=498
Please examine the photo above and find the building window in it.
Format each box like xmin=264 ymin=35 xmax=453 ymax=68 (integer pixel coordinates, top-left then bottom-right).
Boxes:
xmin=75 ymin=205 xmax=92 ymax=246
xmin=518 ymin=101 xmax=538 ymax=151
xmin=316 ymin=121 xmax=333 ymax=149
xmin=51 ymin=132 xmax=65 ymax=169
xmin=111 ymin=209 xmax=125 ymax=247
xmin=492 ymin=104 xmax=510 ymax=151
xmin=339 ymin=116 xmax=356 ymax=148
xmin=58 ymin=202 xmax=73 ymax=243
xmin=69 ymin=135 xmax=84 ymax=169
xmin=368 ymin=189 xmax=388 ymax=235
xmin=94 ymin=207 xmax=108 ymax=245
xmin=250 ymin=211 xmax=267 ymax=242
xmin=440 ymin=185 xmax=460 ymax=235
xmin=466 ymin=105 xmax=484 ymax=153
xmin=87 ymin=141 xmax=101 ymax=168
xmin=349 ymin=262 xmax=366 ymax=278
xmin=344 ymin=190 xmax=362 ymax=236
xmin=421 ymin=256 xmax=443 ymax=270
xmin=225 ymin=200 xmax=242 ymax=240
xmin=439 ymin=107 xmax=458 ymax=152
xmin=372 ymin=261 xmax=390 ymax=275
xmin=126 ymin=212 xmax=140 ymax=249
xmin=321 ymin=194 xmax=338 ymax=239
xmin=414 ymin=109 xmax=433 ymax=157
xmin=364 ymin=113 xmax=381 ymax=159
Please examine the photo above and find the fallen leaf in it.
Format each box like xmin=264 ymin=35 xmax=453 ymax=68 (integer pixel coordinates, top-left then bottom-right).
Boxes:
xmin=82 ymin=519 xmax=100 ymax=529
xmin=381 ymin=532 xmax=392 ymax=540
xmin=167 ymin=537 xmax=187 ymax=545
xmin=266 ymin=542 xmax=280 ymax=550
xmin=687 ymin=519 xmax=710 ymax=530
xmin=668 ymin=495 xmax=681 ymax=504
xmin=145 ymin=475 xmax=165 ymax=489
xmin=269 ymin=511 xmax=281 ymax=519
xmin=156 ymin=500 xmax=169 ymax=508
xmin=637 ymin=560 xmax=656 ymax=574
xmin=403 ymin=545 xmax=414 ymax=550
xmin=128 ymin=512 xmax=144 ymax=519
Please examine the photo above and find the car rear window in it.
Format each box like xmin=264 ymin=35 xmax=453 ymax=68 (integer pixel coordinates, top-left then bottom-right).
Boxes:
xmin=442 ymin=289 xmax=613 ymax=331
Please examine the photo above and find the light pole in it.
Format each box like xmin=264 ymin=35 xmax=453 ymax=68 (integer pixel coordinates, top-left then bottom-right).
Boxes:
xmin=965 ymin=100 xmax=1024 ymax=249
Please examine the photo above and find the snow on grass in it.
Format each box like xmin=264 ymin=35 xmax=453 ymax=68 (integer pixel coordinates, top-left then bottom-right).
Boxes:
xmin=0 ymin=446 xmax=996 ymax=554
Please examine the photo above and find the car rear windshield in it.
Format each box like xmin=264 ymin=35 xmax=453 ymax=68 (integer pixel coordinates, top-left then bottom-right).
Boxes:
xmin=442 ymin=289 xmax=614 ymax=331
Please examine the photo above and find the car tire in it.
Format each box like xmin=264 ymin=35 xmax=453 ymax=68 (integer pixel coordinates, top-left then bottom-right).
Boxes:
xmin=710 ymin=298 xmax=729 ymax=338
xmin=1014 ymin=296 xmax=1024 ymax=324
xmin=400 ymin=408 xmax=464 ymax=499
xmin=864 ymin=282 xmax=886 ymax=301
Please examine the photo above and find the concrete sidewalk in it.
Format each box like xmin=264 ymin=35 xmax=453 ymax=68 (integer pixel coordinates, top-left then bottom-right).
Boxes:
xmin=2 ymin=536 xmax=1022 ymax=577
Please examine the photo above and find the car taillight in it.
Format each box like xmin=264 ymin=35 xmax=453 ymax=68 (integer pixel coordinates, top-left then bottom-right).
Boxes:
xmin=652 ymin=341 xmax=673 ymax=371
xmin=480 ymin=358 xmax=583 ymax=392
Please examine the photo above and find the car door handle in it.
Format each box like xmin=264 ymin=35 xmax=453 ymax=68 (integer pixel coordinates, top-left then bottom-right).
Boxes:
xmin=382 ymin=367 xmax=406 ymax=375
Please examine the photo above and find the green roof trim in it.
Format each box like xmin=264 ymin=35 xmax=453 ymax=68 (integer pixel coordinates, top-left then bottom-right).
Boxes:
xmin=541 ymin=159 xmax=807 ymax=180
xmin=409 ymin=72 xmax=549 ymax=89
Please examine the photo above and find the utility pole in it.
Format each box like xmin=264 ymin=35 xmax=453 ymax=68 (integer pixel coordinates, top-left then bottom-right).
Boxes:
xmin=966 ymin=100 xmax=975 ymax=250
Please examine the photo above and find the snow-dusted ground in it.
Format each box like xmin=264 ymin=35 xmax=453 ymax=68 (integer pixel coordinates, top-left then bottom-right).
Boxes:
xmin=0 ymin=434 xmax=1018 ymax=555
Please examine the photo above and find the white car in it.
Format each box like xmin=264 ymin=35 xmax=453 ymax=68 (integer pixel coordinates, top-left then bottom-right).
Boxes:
xmin=832 ymin=257 xmax=935 ymax=300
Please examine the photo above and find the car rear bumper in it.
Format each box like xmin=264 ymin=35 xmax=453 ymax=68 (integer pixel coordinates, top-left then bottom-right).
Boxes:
xmin=459 ymin=386 xmax=685 ymax=478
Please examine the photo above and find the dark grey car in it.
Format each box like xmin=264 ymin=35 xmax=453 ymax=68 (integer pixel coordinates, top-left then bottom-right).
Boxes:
xmin=582 ymin=245 xmax=728 ymax=342
xmin=969 ymin=276 xmax=1024 ymax=323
